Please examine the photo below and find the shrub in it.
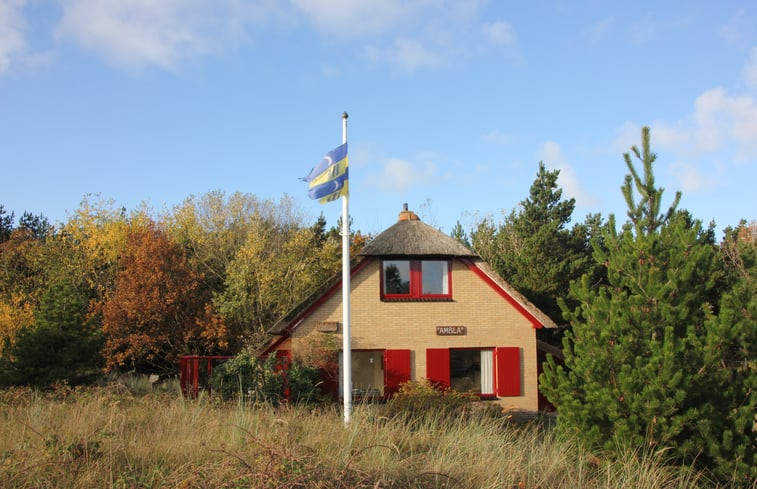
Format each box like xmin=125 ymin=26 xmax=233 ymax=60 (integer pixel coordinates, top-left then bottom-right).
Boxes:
xmin=384 ymin=379 xmax=476 ymax=420
xmin=210 ymin=349 xmax=285 ymax=403
xmin=210 ymin=349 xmax=324 ymax=405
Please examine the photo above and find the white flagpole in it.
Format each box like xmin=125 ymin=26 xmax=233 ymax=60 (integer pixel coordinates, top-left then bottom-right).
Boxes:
xmin=340 ymin=111 xmax=352 ymax=425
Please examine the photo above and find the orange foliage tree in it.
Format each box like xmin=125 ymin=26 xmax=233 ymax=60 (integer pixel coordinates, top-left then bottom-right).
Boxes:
xmin=102 ymin=221 xmax=228 ymax=374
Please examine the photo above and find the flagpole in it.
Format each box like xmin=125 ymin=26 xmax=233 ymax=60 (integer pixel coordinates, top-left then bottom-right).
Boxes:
xmin=340 ymin=111 xmax=352 ymax=425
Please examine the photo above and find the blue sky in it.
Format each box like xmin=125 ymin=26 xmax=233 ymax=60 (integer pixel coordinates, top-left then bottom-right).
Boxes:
xmin=1 ymin=1 xmax=756 ymax=237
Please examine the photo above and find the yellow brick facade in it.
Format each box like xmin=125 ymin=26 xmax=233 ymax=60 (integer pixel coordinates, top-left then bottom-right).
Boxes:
xmin=287 ymin=257 xmax=540 ymax=411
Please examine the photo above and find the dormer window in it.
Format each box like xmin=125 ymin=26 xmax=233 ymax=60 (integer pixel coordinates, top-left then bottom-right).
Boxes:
xmin=381 ymin=260 xmax=451 ymax=300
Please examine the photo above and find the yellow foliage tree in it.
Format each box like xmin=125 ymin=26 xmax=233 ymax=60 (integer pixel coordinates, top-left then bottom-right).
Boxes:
xmin=0 ymin=294 xmax=34 ymax=357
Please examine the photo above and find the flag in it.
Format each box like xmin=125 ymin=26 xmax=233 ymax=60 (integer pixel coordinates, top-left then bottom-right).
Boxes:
xmin=304 ymin=143 xmax=348 ymax=203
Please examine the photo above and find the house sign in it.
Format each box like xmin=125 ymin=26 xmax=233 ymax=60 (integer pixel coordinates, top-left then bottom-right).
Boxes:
xmin=316 ymin=321 xmax=340 ymax=332
xmin=436 ymin=326 xmax=467 ymax=336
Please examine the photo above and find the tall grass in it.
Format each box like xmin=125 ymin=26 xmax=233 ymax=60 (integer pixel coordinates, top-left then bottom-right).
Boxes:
xmin=0 ymin=385 xmax=749 ymax=489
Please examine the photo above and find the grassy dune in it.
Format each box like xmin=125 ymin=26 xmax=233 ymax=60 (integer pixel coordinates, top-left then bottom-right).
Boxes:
xmin=0 ymin=382 xmax=745 ymax=489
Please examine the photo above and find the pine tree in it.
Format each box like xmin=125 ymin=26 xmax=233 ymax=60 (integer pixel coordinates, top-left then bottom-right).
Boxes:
xmin=539 ymin=127 xmax=749 ymax=477
xmin=449 ymin=220 xmax=471 ymax=248
xmin=698 ymin=222 xmax=756 ymax=482
xmin=472 ymin=162 xmax=595 ymax=326
xmin=0 ymin=279 xmax=103 ymax=387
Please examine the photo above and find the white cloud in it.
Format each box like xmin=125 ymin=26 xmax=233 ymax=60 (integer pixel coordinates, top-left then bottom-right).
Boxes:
xmin=482 ymin=20 xmax=516 ymax=46
xmin=536 ymin=141 xmax=596 ymax=208
xmin=622 ymin=85 xmax=757 ymax=162
xmin=290 ymin=0 xmax=424 ymax=39
xmin=363 ymin=37 xmax=443 ymax=72
xmin=54 ymin=0 xmax=266 ymax=71
xmin=650 ymin=123 xmax=690 ymax=148
xmin=690 ymin=88 xmax=757 ymax=159
xmin=668 ymin=162 xmax=713 ymax=193
xmin=0 ymin=0 xmax=28 ymax=73
xmin=297 ymin=1 xmax=514 ymax=72
xmin=612 ymin=121 xmax=642 ymax=154
xmin=743 ymin=46 xmax=757 ymax=88
xmin=368 ymin=157 xmax=437 ymax=194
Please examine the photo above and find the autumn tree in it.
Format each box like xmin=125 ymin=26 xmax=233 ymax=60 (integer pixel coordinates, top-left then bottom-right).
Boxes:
xmin=215 ymin=214 xmax=341 ymax=349
xmin=0 ymin=222 xmax=51 ymax=355
xmin=166 ymin=191 xmax=305 ymax=295
xmin=61 ymin=195 xmax=139 ymax=307
xmin=167 ymin=192 xmax=346 ymax=350
xmin=102 ymin=220 xmax=228 ymax=374
xmin=541 ymin=127 xmax=755 ymax=482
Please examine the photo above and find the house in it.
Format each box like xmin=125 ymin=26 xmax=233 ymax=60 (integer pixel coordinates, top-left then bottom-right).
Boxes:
xmin=261 ymin=205 xmax=557 ymax=411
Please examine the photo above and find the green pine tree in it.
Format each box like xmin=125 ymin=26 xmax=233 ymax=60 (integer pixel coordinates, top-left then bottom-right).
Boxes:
xmin=698 ymin=222 xmax=756 ymax=482
xmin=472 ymin=162 xmax=596 ymax=327
xmin=0 ymin=278 xmax=103 ymax=387
xmin=449 ymin=220 xmax=471 ymax=248
xmin=540 ymin=127 xmax=754 ymax=480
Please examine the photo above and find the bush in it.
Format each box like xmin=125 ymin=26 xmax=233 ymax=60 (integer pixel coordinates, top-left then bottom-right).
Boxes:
xmin=210 ymin=349 xmax=324 ymax=405
xmin=384 ymin=379 xmax=477 ymax=420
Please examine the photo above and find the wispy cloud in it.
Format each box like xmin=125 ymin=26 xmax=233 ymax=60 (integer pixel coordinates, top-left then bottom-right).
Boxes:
xmin=290 ymin=0 xmax=421 ymax=39
xmin=668 ymin=162 xmax=715 ymax=193
xmin=744 ymin=46 xmax=757 ymax=88
xmin=295 ymin=0 xmax=516 ymax=73
xmin=482 ymin=20 xmax=517 ymax=46
xmin=2 ymin=0 xmax=514 ymax=75
xmin=481 ymin=129 xmax=511 ymax=145
xmin=367 ymin=157 xmax=438 ymax=194
xmin=363 ymin=37 xmax=444 ymax=72
xmin=54 ymin=0 xmax=270 ymax=71
xmin=628 ymin=19 xmax=657 ymax=44
xmin=0 ymin=0 xmax=28 ymax=73
xmin=536 ymin=141 xmax=596 ymax=208
xmin=585 ymin=16 xmax=614 ymax=42
xmin=719 ymin=9 xmax=756 ymax=46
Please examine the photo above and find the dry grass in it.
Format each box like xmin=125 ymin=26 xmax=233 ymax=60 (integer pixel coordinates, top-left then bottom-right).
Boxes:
xmin=0 ymin=384 xmax=748 ymax=489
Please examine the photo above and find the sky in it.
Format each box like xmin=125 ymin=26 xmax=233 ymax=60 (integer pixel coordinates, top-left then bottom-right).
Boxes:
xmin=1 ymin=0 xmax=756 ymax=238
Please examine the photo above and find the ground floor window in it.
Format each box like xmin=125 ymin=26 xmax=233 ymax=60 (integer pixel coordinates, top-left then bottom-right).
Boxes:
xmin=427 ymin=347 xmax=521 ymax=397
xmin=449 ymin=349 xmax=494 ymax=394
xmin=337 ymin=349 xmax=411 ymax=400
xmin=339 ymin=350 xmax=384 ymax=399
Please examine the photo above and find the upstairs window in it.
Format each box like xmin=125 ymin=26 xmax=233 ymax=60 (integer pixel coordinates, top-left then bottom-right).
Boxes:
xmin=381 ymin=260 xmax=451 ymax=300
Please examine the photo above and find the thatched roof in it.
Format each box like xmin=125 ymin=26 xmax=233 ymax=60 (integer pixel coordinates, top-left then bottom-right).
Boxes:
xmin=359 ymin=217 xmax=478 ymax=258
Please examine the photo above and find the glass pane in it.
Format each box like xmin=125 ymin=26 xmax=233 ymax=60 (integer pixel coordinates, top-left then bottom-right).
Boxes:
xmin=339 ymin=350 xmax=384 ymax=399
xmin=383 ymin=260 xmax=410 ymax=294
xmin=450 ymin=349 xmax=481 ymax=393
xmin=421 ymin=261 xmax=448 ymax=295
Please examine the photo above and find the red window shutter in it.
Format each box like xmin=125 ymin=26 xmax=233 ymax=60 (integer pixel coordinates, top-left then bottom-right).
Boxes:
xmin=495 ymin=347 xmax=521 ymax=396
xmin=426 ymin=348 xmax=450 ymax=389
xmin=274 ymin=349 xmax=292 ymax=372
xmin=383 ymin=349 xmax=411 ymax=398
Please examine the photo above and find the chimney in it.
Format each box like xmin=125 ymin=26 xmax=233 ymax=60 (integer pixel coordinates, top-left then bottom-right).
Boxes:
xmin=398 ymin=203 xmax=420 ymax=221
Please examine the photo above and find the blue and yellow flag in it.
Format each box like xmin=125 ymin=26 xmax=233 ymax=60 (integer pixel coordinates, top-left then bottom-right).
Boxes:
xmin=304 ymin=143 xmax=348 ymax=203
